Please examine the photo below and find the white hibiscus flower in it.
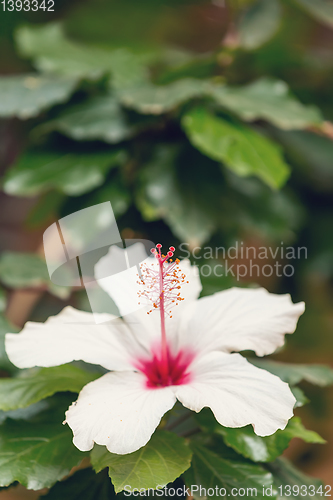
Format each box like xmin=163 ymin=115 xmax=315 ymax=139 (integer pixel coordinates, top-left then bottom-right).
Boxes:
xmin=5 ymin=244 xmax=305 ymax=455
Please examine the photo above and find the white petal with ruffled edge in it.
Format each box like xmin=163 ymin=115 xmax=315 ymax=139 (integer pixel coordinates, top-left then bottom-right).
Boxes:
xmin=5 ymin=306 xmax=144 ymax=370
xmin=65 ymin=371 xmax=176 ymax=454
xmin=174 ymin=351 xmax=295 ymax=436
xmin=95 ymin=245 xmax=202 ymax=350
xmin=177 ymin=287 xmax=304 ymax=356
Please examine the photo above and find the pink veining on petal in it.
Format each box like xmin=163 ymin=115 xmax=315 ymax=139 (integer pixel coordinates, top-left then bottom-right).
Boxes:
xmin=134 ymin=346 xmax=195 ymax=388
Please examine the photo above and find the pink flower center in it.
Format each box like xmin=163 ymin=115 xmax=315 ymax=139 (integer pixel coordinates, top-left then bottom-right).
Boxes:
xmin=136 ymin=347 xmax=194 ymax=388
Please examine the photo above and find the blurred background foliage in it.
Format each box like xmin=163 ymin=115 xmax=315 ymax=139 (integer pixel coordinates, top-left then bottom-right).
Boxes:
xmin=0 ymin=0 xmax=332 ymax=494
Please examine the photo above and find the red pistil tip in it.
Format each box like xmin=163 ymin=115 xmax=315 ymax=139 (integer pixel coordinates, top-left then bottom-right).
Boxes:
xmin=150 ymin=248 xmax=156 ymax=254
xmin=156 ymin=243 xmax=162 ymax=249
xmin=167 ymin=251 xmax=173 ymax=257
xmin=169 ymin=246 xmax=175 ymax=252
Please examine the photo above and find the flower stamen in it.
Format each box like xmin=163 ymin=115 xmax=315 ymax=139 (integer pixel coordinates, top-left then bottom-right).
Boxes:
xmin=137 ymin=244 xmax=188 ymax=381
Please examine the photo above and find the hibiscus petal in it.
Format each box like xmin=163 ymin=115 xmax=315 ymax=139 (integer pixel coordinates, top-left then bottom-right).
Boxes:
xmin=5 ymin=306 xmax=144 ymax=370
xmin=178 ymin=287 xmax=304 ymax=356
xmin=174 ymin=351 xmax=295 ymax=436
xmin=65 ymin=371 xmax=176 ymax=454
xmin=95 ymin=244 xmax=202 ymax=350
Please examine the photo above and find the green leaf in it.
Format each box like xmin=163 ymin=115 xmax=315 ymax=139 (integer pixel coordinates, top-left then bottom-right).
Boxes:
xmin=211 ymin=78 xmax=322 ymax=130
xmin=196 ymin=410 xmax=324 ymax=463
xmin=41 ymin=468 xmax=115 ymax=500
xmin=136 ymin=146 xmax=219 ymax=246
xmin=184 ymin=443 xmax=276 ymax=500
xmin=250 ymin=359 xmax=333 ymax=386
xmin=0 ymin=418 xmax=85 ymax=490
xmin=120 ymin=78 xmax=210 ymax=114
xmin=91 ymin=430 xmax=192 ymax=493
xmin=15 ymin=23 xmax=147 ymax=88
xmin=0 ymin=364 xmax=99 ymax=412
xmin=283 ymin=418 xmax=325 ymax=443
xmin=268 ymin=457 xmax=325 ymax=500
xmin=39 ymin=95 xmax=152 ymax=143
xmin=182 ymin=107 xmax=290 ymax=189
xmin=4 ymin=149 xmax=125 ymax=197
xmin=0 ymin=315 xmax=19 ymax=374
xmin=238 ymin=0 xmax=282 ymax=50
xmin=0 ymin=252 xmax=70 ymax=299
xmin=0 ymin=252 xmax=47 ymax=288
xmin=0 ymin=74 xmax=77 ymax=120
xmin=294 ymin=0 xmax=333 ymax=28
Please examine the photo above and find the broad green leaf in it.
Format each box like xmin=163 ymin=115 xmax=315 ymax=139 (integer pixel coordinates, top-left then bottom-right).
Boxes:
xmin=15 ymin=23 xmax=147 ymax=88
xmin=238 ymin=0 xmax=282 ymax=50
xmin=0 ymin=315 xmax=18 ymax=374
xmin=196 ymin=410 xmax=324 ymax=463
xmin=0 ymin=74 xmax=77 ymax=119
xmin=250 ymin=359 xmax=333 ymax=386
xmin=211 ymin=78 xmax=322 ymax=130
xmin=4 ymin=149 xmax=125 ymax=197
xmin=294 ymin=0 xmax=333 ymax=28
xmin=0 ymin=252 xmax=70 ymax=299
xmin=184 ymin=443 xmax=276 ymax=500
xmin=91 ymin=430 xmax=192 ymax=493
xmin=38 ymin=95 xmax=151 ymax=143
xmin=136 ymin=146 xmax=219 ymax=246
xmin=0 ymin=250 xmax=50 ymax=288
xmin=0 ymin=419 xmax=85 ymax=490
xmin=283 ymin=418 xmax=325 ymax=443
xmin=182 ymin=107 xmax=290 ymax=189
xmin=120 ymin=78 xmax=210 ymax=114
xmin=267 ymin=457 xmax=324 ymax=500
xmin=41 ymin=468 xmax=116 ymax=500
xmin=0 ymin=364 xmax=99 ymax=412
